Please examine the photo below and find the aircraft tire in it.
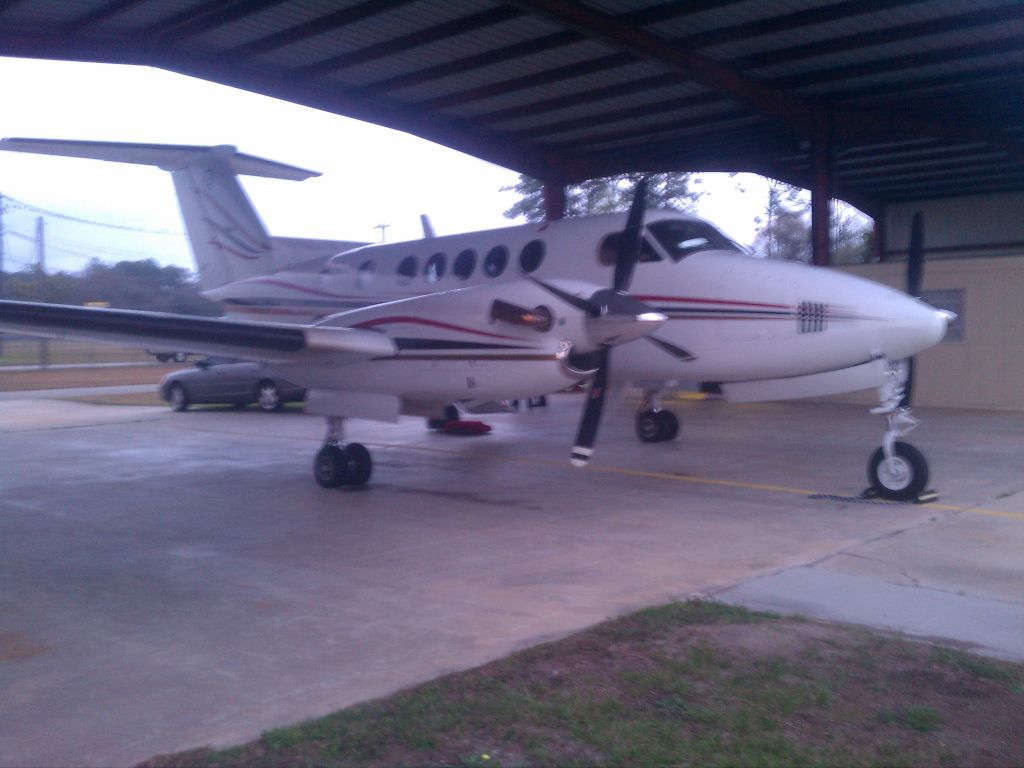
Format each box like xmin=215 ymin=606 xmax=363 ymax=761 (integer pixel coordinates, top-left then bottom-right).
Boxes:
xmin=343 ymin=443 xmax=373 ymax=487
xmin=636 ymin=410 xmax=663 ymax=442
xmin=657 ymin=410 xmax=679 ymax=441
xmin=868 ymin=441 xmax=929 ymax=501
xmin=256 ymin=380 xmax=282 ymax=412
xmin=314 ymin=444 xmax=347 ymax=488
xmin=168 ymin=383 xmax=189 ymax=412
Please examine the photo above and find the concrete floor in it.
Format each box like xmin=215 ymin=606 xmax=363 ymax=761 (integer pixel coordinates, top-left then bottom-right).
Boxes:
xmin=1 ymin=393 xmax=1022 ymax=767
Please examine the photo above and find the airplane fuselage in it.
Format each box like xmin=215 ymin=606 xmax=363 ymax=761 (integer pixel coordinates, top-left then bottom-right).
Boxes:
xmin=209 ymin=210 xmax=946 ymax=399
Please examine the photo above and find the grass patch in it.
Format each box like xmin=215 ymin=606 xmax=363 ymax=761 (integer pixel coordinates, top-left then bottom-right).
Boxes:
xmin=877 ymin=706 xmax=946 ymax=733
xmin=140 ymin=601 xmax=1024 ymax=768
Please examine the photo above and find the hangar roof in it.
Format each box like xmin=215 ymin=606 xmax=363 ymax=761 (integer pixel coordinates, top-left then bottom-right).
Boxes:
xmin=1 ymin=0 xmax=1022 ymax=215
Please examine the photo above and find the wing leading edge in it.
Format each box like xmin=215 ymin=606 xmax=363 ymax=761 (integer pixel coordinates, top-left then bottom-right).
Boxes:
xmin=0 ymin=300 xmax=395 ymax=363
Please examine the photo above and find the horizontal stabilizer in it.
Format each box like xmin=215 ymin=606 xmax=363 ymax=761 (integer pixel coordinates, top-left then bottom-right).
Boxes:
xmin=0 ymin=300 xmax=394 ymax=363
xmin=0 ymin=137 xmax=320 ymax=180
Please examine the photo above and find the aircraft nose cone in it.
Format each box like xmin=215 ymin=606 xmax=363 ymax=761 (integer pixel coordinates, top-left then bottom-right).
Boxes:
xmin=885 ymin=294 xmax=951 ymax=358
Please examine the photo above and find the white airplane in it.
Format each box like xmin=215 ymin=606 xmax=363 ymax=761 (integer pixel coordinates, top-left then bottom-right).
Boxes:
xmin=0 ymin=138 xmax=952 ymax=500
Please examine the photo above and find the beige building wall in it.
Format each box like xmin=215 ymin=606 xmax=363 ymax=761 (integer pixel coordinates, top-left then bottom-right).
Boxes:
xmin=833 ymin=189 xmax=1024 ymax=411
xmin=837 ymin=256 xmax=1024 ymax=411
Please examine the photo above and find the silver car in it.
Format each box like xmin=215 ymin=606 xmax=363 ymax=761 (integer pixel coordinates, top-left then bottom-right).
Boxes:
xmin=160 ymin=357 xmax=305 ymax=412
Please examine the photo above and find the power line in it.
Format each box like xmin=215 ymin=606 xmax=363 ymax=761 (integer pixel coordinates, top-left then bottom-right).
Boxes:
xmin=0 ymin=193 xmax=185 ymax=236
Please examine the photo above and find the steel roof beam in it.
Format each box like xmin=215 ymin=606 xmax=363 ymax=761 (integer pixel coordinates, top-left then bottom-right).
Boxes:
xmin=296 ymin=6 xmax=523 ymax=78
xmin=67 ymin=0 xmax=149 ymax=32
xmin=509 ymin=0 xmax=1024 ymax=163
xmin=677 ymin=0 xmax=933 ymax=51
xmin=361 ymin=0 xmax=744 ymax=96
xmin=146 ymin=0 xmax=291 ymax=43
xmin=226 ymin=0 xmax=411 ymax=58
xmin=508 ymin=0 xmax=816 ymax=133
xmin=740 ymin=3 xmax=1024 ymax=70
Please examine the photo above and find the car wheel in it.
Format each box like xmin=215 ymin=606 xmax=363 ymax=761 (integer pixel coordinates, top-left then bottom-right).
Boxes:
xmin=256 ymin=380 xmax=282 ymax=412
xmin=168 ymin=383 xmax=189 ymax=412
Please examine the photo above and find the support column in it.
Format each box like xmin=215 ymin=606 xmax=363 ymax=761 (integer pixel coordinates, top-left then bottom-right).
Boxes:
xmin=543 ymin=181 xmax=566 ymax=222
xmin=810 ymin=107 xmax=833 ymax=266
xmin=872 ymin=211 xmax=887 ymax=263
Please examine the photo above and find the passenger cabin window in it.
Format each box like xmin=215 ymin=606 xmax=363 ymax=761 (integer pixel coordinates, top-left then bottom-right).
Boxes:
xmin=519 ymin=240 xmax=545 ymax=273
xmin=397 ymin=255 xmax=417 ymax=284
xmin=425 ymin=252 xmax=446 ymax=283
xmin=357 ymin=259 xmax=375 ymax=289
xmin=484 ymin=245 xmax=508 ymax=277
xmin=453 ymin=248 xmax=476 ymax=280
xmin=598 ymin=233 xmax=661 ymax=265
xmin=647 ymin=220 xmax=739 ymax=262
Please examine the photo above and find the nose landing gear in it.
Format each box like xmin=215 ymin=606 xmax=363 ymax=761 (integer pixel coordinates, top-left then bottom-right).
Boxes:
xmin=867 ymin=365 xmax=933 ymax=502
xmin=314 ymin=416 xmax=372 ymax=488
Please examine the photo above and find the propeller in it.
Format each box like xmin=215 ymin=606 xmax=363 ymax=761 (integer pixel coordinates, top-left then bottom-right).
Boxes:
xmin=900 ymin=211 xmax=924 ymax=409
xmin=530 ymin=178 xmax=664 ymax=466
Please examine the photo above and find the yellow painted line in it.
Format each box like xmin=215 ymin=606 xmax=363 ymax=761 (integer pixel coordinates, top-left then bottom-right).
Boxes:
xmin=167 ymin=422 xmax=1024 ymax=521
xmin=369 ymin=441 xmax=1024 ymax=521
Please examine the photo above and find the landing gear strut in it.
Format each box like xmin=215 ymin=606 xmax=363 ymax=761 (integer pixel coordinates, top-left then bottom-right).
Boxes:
xmin=314 ymin=416 xmax=372 ymax=488
xmin=866 ymin=364 xmax=930 ymax=501
xmin=635 ymin=391 xmax=679 ymax=443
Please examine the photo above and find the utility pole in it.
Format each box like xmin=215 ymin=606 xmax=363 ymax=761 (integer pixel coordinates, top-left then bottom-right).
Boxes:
xmin=35 ymin=216 xmax=45 ymax=273
xmin=374 ymin=223 xmax=390 ymax=243
xmin=36 ymin=216 xmax=49 ymax=367
xmin=0 ymin=192 xmax=5 ymax=358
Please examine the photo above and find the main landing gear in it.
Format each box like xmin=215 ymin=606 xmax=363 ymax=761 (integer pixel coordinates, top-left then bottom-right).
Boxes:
xmin=635 ymin=391 xmax=679 ymax=443
xmin=313 ymin=416 xmax=372 ymax=488
xmin=866 ymin=366 xmax=931 ymax=502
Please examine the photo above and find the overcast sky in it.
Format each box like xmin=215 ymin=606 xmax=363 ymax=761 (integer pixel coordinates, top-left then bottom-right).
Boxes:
xmin=0 ymin=56 xmax=770 ymax=274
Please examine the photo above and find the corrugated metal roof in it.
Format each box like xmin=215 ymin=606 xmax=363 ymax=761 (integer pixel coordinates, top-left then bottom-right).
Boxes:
xmin=0 ymin=0 xmax=1021 ymax=213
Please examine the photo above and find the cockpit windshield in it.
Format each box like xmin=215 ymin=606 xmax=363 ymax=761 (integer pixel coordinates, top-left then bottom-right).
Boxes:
xmin=647 ymin=220 xmax=740 ymax=262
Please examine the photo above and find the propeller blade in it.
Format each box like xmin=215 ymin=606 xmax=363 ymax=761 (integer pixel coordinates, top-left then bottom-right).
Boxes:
xmin=907 ymin=211 xmax=924 ymax=296
xmin=901 ymin=212 xmax=924 ymax=408
xmin=570 ymin=348 xmax=610 ymax=466
xmin=613 ymin=177 xmax=648 ymax=293
xmin=646 ymin=336 xmax=696 ymax=362
xmin=528 ymin=276 xmax=601 ymax=317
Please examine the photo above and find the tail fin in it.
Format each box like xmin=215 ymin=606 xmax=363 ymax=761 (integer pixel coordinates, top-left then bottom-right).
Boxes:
xmin=0 ymin=138 xmax=325 ymax=290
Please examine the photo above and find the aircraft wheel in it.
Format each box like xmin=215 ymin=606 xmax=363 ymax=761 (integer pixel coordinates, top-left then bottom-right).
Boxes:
xmin=256 ymin=380 xmax=282 ymax=412
xmin=657 ymin=410 xmax=679 ymax=441
xmin=343 ymin=443 xmax=373 ymax=487
xmin=168 ymin=383 xmax=189 ymax=412
xmin=314 ymin=444 xmax=347 ymax=488
xmin=635 ymin=410 xmax=663 ymax=442
xmin=868 ymin=441 xmax=929 ymax=501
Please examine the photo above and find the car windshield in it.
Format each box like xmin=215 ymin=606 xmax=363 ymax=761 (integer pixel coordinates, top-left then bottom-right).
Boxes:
xmin=647 ymin=220 xmax=740 ymax=262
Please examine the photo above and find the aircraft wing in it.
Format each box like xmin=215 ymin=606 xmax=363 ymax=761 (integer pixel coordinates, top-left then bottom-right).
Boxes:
xmin=0 ymin=300 xmax=395 ymax=363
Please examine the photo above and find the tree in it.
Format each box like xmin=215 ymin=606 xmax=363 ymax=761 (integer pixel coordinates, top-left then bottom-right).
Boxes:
xmin=502 ymin=172 xmax=704 ymax=223
xmin=2 ymin=258 xmax=219 ymax=315
xmin=753 ymin=179 xmax=810 ymax=261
